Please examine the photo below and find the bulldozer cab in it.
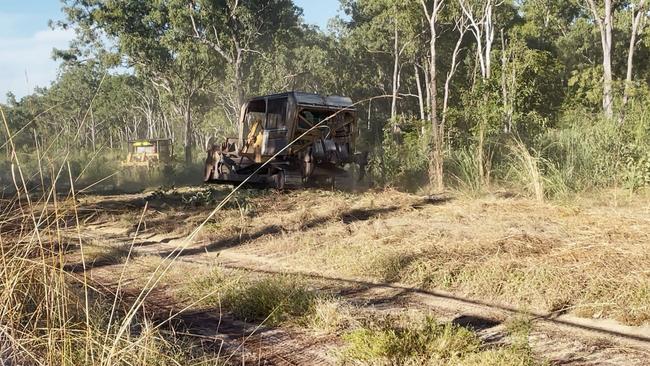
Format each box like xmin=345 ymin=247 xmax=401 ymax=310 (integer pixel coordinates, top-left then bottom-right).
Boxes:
xmin=123 ymin=138 xmax=174 ymax=168
xmin=239 ymin=96 xmax=290 ymax=161
xmin=237 ymin=93 xmax=356 ymax=162
xmin=205 ymin=92 xmax=363 ymax=188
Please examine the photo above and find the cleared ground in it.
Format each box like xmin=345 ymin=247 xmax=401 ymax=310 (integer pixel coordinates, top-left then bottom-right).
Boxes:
xmin=61 ymin=187 xmax=650 ymax=364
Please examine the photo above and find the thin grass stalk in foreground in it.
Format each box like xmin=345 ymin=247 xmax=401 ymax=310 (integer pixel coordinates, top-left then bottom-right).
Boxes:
xmin=66 ymin=161 xmax=93 ymax=364
xmin=101 ymin=201 xmax=149 ymax=362
xmin=0 ymin=78 xmax=125 ymax=364
xmin=104 ymin=95 xmax=392 ymax=364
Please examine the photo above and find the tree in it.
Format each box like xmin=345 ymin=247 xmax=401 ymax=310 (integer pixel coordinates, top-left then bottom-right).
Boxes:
xmin=61 ymin=0 xmax=222 ymax=163
xmin=442 ymin=14 xmax=469 ymax=130
xmin=420 ymin=0 xmax=445 ymax=191
xmin=187 ymin=0 xmax=301 ymax=134
xmin=458 ymin=0 xmax=501 ymax=80
xmin=585 ymin=0 xmax=615 ymax=119
xmin=622 ymin=0 xmax=648 ymax=113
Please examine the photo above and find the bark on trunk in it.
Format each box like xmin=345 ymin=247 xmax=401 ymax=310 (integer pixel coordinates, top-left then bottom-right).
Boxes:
xmin=442 ymin=20 xmax=467 ymax=128
xmin=391 ymin=21 xmax=400 ymax=122
xmin=587 ymin=0 xmax=614 ymax=119
xmin=184 ymin=102 xmax=192 ymax=164
xmin=484 ymin=0 xmax=494 ymax=79
xmin=622 ymin=0 xmax=647 ymax=116
xmin=602 ymin=13 xmax=614 ymax=120
xmin=424 ymin=59 xmax=431 ymax=116
xmin=234 ymin=48 xmax=245 ymax=140
xmin=424 ymin=0 xmax=444 ymax=192
xmin=415 ymin=64 xmax=426 ymax=121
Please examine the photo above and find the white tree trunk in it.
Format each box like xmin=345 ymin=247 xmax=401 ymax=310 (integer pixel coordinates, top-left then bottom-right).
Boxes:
xmin=484 ymin=0 xmax=494 ymax=79
xmin=391 ymin=21 xmax=400 ymax=121
xmin=420 ymin=0 xmax=445 ymax=191
xmin=586 ymin=0 xmax=614 ymax=119
xmin=415 ymin=64 xmax=426 ymax=121
xmin=622 ymin=0 xmax=647 ymax=114
xmin=443 ymin=18 xmax=468 ymax=128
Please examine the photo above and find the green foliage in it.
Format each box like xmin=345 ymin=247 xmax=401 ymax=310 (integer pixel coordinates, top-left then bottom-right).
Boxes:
xmin=369 ymin=119 xmax=431 ymax=189
xmin=179 ymin=187 xmax=259 ymax=212
xmin=222 ymin=277 xmax=318 ymax=326
xmin=537 ymin=108 xmax=650 ymax=193
xmin=3 ymin=0 xmax=650 ymax=196
xmin=343 ymin=316 xmax=538 ymax=365
xmin=185 ymin=271 xmax=320 ymax=326
xmin=505 ymin=139 xmax=545 ymax=201
xmin=447 ymin=147 xmax=485 ymax=195
xmin=343 ymin=317 xmax=480 ymax=363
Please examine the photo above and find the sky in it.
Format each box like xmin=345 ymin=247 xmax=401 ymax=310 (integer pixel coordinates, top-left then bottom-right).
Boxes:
xmin=0 ymin=0 xmax=342 ymax=103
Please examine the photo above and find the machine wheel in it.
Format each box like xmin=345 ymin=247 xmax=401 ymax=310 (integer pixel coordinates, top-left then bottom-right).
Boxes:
xmin=272 ymin=170 xmax=286 ymax=190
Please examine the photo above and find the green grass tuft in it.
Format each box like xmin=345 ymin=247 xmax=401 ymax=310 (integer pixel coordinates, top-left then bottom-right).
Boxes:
xmin=342 ymin=316 xmax=539 ymax=365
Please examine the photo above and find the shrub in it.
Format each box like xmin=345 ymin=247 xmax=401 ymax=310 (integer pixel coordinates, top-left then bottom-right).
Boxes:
xmin=186 ymin=273 xmax=322 ymax=327
xmin=342 ymin=316 xmax=538 ymax=365
xmin=222 ymin=277 xmax=318 ymax=326
xmin=368 ymin=118 xmax=431 ymax=190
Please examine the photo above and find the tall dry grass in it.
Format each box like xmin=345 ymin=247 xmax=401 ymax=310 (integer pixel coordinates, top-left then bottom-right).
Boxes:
xmin=0 ymin=97 xmax=389 ymax=365
xmin=0 ymin=104 xmax=233 ymax=365
xmin=506 ymin=139 xmax=544 ymax=202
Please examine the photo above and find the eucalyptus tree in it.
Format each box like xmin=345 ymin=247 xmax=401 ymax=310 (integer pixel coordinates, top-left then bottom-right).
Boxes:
xmin=419 ymin=0 xmax=446 ymax=191
xmin=584 ymin=0 xmax=615 ymax=119
xmin=622 ymin=0 xmax=648 ymax=113
xmin=341 ymin=0 xmax=426 ymax=122
xmin=187 ymin=0 xmax=302 ymax=131
xmin=61 ymin=0 xmax=222 ymax=163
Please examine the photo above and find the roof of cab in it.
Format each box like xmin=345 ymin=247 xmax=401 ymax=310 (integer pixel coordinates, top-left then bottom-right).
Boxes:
xmin=248 ymin=91 xmax=355 ymax=109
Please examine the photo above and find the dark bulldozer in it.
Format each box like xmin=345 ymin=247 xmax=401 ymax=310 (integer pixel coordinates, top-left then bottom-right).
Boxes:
xmin=204 ymin=92 xmax=367 ymax=189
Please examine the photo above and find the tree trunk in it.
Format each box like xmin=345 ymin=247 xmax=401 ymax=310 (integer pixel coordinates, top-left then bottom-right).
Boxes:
xmin=622 ymin=0 xmax=647 ymax=116
xmin=424 ymin=59 xmax=431 ymax=118
xmin=391 ymin=21 xmax=400 ymax=122
xmin=425 ymin=0 xmax=444 ymax=192
xmin=234 ymin=48 xmax=245 ymax=140
xmin=484 ymin=0 xmax=494 ymax=79
xmin=587 ymin=0 xmax=614 ymax=119
xmin=184 ymin=101 xmax=192 ymax=164
xmin=602 ymin=1 xmax=614 ymax=120
xmin=415 ymin=64 xmax=426 ymax=121
xmin=442 ymin=20 xmax=467 ymax=128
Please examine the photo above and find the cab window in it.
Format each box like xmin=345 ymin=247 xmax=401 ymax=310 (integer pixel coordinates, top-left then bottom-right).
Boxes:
xmin=266 ymin=98 xmax=287 ymax=130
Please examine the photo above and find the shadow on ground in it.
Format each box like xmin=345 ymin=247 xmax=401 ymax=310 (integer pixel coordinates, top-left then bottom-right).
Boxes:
xmin=157 ymin=196 xmax=453 ymax=258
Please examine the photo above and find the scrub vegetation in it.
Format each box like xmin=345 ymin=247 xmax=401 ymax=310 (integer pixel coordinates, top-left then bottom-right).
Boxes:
xmin=2 ymin=0 xmax=650 ymax=365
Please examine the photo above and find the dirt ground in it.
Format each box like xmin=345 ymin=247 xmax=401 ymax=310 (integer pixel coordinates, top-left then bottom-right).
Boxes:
xmin=63 ymin=186 xmax=650 ymax=365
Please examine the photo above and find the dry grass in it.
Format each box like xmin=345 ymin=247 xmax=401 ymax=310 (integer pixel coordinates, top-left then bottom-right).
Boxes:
xmin=3 ymin=152 xmax=648 ymax=365
xmin=203 ymin=189 xmax=650 ymax=326
xmin=0 ymin=214 xmax=226 ymax=365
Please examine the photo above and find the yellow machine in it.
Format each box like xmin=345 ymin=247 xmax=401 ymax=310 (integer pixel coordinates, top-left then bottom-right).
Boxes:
xmin=122 ymin=139 xmax=174 ymax=169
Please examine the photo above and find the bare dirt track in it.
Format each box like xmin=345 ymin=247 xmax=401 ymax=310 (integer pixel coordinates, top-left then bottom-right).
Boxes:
xmin=65 ymin=187 xmax=650 ymax=365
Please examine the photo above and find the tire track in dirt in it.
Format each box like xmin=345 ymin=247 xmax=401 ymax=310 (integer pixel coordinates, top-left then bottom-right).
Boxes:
xmin=80 ymin=218 xmax=650 ymax=365
xmin=203 ymin=250 xmax=650 ymax=365
xmin=78 ymin=225 xmax=339 ymax=365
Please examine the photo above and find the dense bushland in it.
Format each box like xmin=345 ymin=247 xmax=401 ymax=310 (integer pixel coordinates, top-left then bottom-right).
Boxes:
xmin=1 ymin=0 xmax=650 ymax=363
xmin=1 ymin=0 xmax=649 ymax=197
